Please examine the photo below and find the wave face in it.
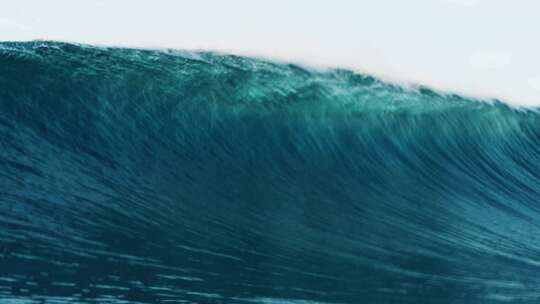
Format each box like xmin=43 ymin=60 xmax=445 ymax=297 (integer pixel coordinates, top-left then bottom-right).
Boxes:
xmin=1 ymin=41 xmax=540 ymax=304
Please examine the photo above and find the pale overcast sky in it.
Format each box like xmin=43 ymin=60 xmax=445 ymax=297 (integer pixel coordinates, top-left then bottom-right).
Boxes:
xmin=1 ymin=0 xmax=539 ymax=106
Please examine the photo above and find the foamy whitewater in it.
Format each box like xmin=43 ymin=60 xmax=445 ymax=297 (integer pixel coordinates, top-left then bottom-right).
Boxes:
xmin=1 ymin=41 xmax=540 ymax=303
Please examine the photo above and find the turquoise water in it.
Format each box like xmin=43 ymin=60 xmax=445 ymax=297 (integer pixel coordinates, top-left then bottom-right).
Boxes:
xmin=1 ymin=41 xmax=540 ymax=303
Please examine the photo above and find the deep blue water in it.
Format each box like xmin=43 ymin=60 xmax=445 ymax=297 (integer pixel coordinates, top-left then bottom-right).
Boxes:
xmin=1 ymin=41 xmax=540 ymax=303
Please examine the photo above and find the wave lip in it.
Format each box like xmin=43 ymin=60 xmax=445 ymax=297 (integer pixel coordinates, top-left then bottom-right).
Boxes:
xmin=1 ymin=41 xmax=540 ymax=304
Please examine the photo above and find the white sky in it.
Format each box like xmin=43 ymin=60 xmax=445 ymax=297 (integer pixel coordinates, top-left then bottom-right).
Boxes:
xmin=1 ymin=0 xmax=539 ymax=106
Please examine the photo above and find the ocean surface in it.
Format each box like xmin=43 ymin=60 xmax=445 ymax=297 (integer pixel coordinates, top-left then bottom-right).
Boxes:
xmin=1 ymin=41 xmax=540 ymax=304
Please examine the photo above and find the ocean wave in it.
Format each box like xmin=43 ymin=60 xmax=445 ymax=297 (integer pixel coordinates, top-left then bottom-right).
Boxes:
xmin=1 ymin=41 xmax=540 ymax=303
